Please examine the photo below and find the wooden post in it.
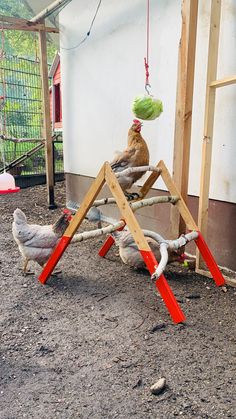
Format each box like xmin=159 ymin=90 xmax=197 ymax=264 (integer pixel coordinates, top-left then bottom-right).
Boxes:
xmin=196 ymin=0 xmax=221 ymax=269
xmin=170 ymin=0 xmax=198 ymax=238
xmin=38 ymin=20 xmax=56 ymax=209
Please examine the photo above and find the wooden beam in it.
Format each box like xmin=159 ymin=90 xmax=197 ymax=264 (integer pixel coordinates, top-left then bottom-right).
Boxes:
xmin=64 ymin=164 xmax=106 ymax=237
xmin=38 ymin=21 xmax=56 ymax=209
xmin=197 ymin=0 xmax=221 ymax=269
xmin=196 ymin=268 xmax=236 ymax=288
xmin=105 ymin=163 xmax=151 ymax=251
xmin=139 ymin=165 xmax=162 ymax=198
xmin=171 ymin=0 xmax=198 ymax=238
xmin=210 ymin=75 xmax=236 ymax=88
xmin=0 ymin=23 xmax=59 ymax=33
xmin=0 ymin=15 xmax=30 ymax=25
xmin=0 ymin=14 xmax=59 ymax=32
xmin=158 ymin=160 xmax=197 ymax=231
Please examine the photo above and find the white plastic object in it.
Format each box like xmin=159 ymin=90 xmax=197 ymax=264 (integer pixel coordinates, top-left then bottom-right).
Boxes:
xmin=0 ymin=172 xmax=19 ymax=193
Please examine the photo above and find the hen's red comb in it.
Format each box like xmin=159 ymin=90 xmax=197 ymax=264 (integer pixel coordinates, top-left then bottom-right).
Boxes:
xmin=133 ymin=119 xmax=141 ymax=124
xmin=63 ymin=208 xmax=72 ymax=221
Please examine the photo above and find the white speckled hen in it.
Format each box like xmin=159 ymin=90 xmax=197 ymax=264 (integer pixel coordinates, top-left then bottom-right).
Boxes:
xmin=12 ymin=208 xmax=71 ymax=274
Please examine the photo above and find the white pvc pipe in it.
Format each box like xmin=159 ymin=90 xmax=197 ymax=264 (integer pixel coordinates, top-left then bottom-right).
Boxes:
xmin=30 ymin=0 xmax=71 ymax=23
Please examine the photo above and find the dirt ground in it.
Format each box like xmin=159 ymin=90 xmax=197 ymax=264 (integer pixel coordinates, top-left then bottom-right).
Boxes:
xmin=0 ymin=181 xmax=235 ymax=419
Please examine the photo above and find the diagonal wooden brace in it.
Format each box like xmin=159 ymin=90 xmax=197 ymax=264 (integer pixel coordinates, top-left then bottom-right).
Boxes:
xmin=195 ymin=231 xmax=225 ymax=286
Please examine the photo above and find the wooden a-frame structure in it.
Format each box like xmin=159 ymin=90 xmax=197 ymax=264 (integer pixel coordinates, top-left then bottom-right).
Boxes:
xmin=39 ymin=160 xmax=225 ymax=324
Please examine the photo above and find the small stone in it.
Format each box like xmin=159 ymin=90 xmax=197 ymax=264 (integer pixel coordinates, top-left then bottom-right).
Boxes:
xmin=221 ymin=286 xmax=228 ymax=293
xmin=22 ymin=284 xmax=28 ymax=288
xmin=150 ymin=377 xmax=166 ymax=395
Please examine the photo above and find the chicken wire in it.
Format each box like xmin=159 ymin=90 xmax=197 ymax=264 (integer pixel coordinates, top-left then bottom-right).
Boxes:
xmin=0 ymin=55 xmax=43 ymax=140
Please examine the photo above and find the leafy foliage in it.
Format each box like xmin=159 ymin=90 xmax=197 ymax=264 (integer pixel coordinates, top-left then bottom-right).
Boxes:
xmin=0 ymin=0 xmax=57 ymax=61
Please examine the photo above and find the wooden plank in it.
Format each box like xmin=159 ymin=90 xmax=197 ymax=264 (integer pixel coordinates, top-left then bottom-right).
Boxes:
xmin=158 ymin=160 xmax=198 ymax=231
xmin=139 ymin=163 xmax=162 ymax=198
xmin=171 ymin=0 xmax=199 ymax=238
xmin=38 ymin=21 xmax=55 ymax=208
xmin=0 ymin=15 xmax=59 ymax=32
xmin=105 ymin=163 xmax=151 ymax=251
xmin=196 ymin=268 xmax=236 ymax=288
xmin=0 ymin=15 xmax=30 ymax=25
xmin=210 ymin=75 xmax=236 ymax=88
xmin=197 ymin=0 xmax=221 ymax=269
xmin=64 ymin=164 xmax=106 ymax=237
xmin=1 ymin=24 xmax=59 ymax=33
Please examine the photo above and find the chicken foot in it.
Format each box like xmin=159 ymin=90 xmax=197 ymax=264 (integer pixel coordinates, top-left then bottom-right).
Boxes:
xmin=23 ymin=258 xmax=34 ymax=276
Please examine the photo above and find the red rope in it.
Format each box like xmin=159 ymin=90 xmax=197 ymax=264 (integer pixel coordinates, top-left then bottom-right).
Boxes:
xmin=144 ymin=0 xmax=150 ymax=90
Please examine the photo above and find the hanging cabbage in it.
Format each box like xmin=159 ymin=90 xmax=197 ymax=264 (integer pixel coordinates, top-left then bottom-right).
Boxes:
xmin=132 ymin=95 xmax=163 ymax=120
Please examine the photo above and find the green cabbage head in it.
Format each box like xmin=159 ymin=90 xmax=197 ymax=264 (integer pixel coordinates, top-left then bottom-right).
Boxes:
xmin=132 ymin=95 xmax=163 ymax=120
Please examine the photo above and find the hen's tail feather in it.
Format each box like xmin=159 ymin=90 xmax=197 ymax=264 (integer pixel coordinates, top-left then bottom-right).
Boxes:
xmin=13 ymin=208 xmax=27 ymax=224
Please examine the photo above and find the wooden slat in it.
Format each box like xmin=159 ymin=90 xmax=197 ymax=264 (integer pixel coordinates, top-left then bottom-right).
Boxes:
xmin=139 ymin=164 xmax=162 ymax=197
xmin=105 ymin=163 xmax=151 ymax=251
xmin=1 ymin=24 xmax=59 ymax=33
xmin=0 ymin=15 xmax=59 ymax=32
xmin=171 ymin=0 xmax=199 ymax=238
xmin=64 ymin=164 xmax=106 ymax=237
xmin=197 ymin=0 xmax=221 ymax=269
xmin=210 ymin=75 xmax=236 ymax=88
xmin=38 ymin=21 xmax=55 ymax=208
xmin=0 ymin=15 xmax=30 ymax=25
xmin=196 ymin=268 xmax=236 ymax=288
xmin=158 ymin=160 xmax=198 ymax=231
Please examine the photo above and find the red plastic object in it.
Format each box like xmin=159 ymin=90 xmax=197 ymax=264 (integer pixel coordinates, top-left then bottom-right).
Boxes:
xmin=195 ymin=231 xmax=225 ymax=286
xmin=140 ymin=250 xmax=186 ymax=324
xmin=0 ymin=187 xmax=20 ymax=194
xmin=38 ymin=235 xmax=71 ymax=284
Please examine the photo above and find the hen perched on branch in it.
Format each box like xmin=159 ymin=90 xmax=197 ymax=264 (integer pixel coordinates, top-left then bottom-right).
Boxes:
xmin=12 ymin=208 xmax=71 ymax=274
xmin=110 ymin=119 xmax=149 ymax=199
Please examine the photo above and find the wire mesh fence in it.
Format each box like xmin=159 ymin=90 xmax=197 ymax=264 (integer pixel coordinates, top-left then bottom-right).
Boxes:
xmin=0 ymin=55 xmax=43 ymax=140
xmin=0 ymin=138 xmax=64 ymax=175
xmin=0 ymin=55 xmax=64 ymax=185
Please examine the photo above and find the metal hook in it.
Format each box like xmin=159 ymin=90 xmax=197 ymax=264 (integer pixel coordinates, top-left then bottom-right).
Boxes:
xmin=145 ymin=83 xmax=151 ymax=95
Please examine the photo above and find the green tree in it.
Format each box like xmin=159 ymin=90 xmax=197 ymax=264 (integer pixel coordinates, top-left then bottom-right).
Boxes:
xmin=0 ymin=0 xmax=57 ymax=61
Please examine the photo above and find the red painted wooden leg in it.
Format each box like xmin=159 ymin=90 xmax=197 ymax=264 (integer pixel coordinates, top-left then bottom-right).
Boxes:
xmin=98 ymin=235 xmax=115 ymax=257
xmin=140 ymin=250 xmax=186 ymax=324
xmin=38 ymin=236 xmax=71 ymax=284
xmin=98 ymin=223 xmax=126 ymax=257
xmin=195 ymin=231 xmax=225 ymax=286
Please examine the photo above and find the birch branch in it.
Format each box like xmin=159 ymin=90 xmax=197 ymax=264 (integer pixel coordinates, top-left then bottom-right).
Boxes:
xmin=168 ymin=231 xmax=199 ymax=250
xmin=115 ymin=165 xmax=160 ymax=178
xmin=151 ymin=243 xmax=169 ymax=279
xmin=151 ymin=231 xmax=199 ymax=280
xmin=72 ymin=220 xmax=125 ymax=243
xmin=131 ymin=195 xmax=179 ymax=211
xmin=89 ymin=194 xmax=179 ymax=211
